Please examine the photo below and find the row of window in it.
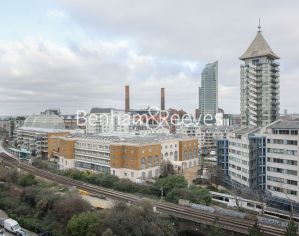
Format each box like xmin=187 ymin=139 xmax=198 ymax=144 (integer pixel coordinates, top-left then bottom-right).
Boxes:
xmin=229 ymin=170 xmax=248 ymax=182
xmin=267 ymin=157 xmax=297 ymax=166
xmin=267 ymin=167 xmax=297 ymax=176
xmin=228 ymin=156 xmax=248 ymax=165
xmin=267 ymin=176 xmax=298 ymax=186
xmin=75 ymin=143 xmax=109 ymax=150
xmin=75 ymin=161 xmax=110 ymax=173
xmin=75 ymin=155 xmax=110 ymax=165
xmin=272 ymin=129 xmax=298 ymax=135
xmin=75 ymin=149 xmax=109 ymax=157
xmin=141 ymin=156 xmax=159 ymax=169
xmin=267 ymin=139 xmax=298 ymax=145
xmin=267 ymin=148 xmax=297 ymax=155
xmin=229 ymin=163 xmax=248 ymax=174
xmin=267 ymin=185 xmax=297 ymax=196
xmin=182 ymin=150 xmax=197 ymax=161
xmin=229 ymin=149 xmax=249 ymax=157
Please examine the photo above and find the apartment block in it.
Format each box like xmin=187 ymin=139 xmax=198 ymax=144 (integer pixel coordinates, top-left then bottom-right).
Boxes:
xmin=48 ymin=134 xmax=76 ymax=170
xmin=240 ymin=27 xmax=280 ymax=127
xmin=261 ymin=120 xmax=299 ymax=204
xmin=227 ymin=127 xmax=266 ymax=190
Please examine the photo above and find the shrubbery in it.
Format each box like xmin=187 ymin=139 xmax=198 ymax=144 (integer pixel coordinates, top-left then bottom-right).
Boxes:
xmin=32 ymin=160 xmax=213 ymax=206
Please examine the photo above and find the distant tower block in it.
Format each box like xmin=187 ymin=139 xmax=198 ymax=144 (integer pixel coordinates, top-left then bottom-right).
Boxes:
xmin=161 ymin=88 xmax=165 ymax=111
xmin=125 ymin=85 xmax=130 ymax=113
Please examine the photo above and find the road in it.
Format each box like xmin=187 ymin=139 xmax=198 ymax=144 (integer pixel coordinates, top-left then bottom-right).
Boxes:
xmin=0 ymin=151 xmax=286 ymax=236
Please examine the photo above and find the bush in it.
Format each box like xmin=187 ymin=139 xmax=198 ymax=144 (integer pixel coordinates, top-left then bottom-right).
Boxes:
xmin=154 ymin=175 xmax=188 ymax=195
xmin=166 ymin=186 xmax=212 ymax=205
xmin=17 ymin=174 xmax=38 ymax=187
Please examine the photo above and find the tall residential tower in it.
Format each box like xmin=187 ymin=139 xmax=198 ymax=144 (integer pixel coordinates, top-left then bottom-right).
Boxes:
xmin=240 ymin=26 xmax=280 ymax=127
xmin=200 ymin=61 xmax=218 ymax=115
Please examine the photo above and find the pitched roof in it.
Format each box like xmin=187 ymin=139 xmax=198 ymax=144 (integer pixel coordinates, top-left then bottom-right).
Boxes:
xmin=240 ymin=31 xmax=279 ymax=60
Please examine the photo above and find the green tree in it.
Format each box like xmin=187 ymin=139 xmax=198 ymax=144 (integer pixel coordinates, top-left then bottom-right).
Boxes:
xmin=248 ymin=221 xmax=264 ymax=236
xmin=155 ymin=175 xmax=187 ymax=195
xmin=67 ymin=211 xmax=104 ymax=236
xmin=285 ymin=219 xmax=298 ymax=236
xmin=105 ymin=201 xmax=176 ymax=236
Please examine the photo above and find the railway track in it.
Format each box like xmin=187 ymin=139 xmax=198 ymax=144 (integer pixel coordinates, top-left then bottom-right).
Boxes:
xmin=0 ymin=152 xmax=286 ymax=235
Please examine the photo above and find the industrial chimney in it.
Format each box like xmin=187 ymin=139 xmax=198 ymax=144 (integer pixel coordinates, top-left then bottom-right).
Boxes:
xmin=125 ymin=85 xmax=130 ymax=113
xmin=161 ymin=88 xmax=165 ymax=111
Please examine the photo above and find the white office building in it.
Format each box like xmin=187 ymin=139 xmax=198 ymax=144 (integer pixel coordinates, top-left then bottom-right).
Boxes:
xmin=261 ymin=120 xmax=299 ymax=203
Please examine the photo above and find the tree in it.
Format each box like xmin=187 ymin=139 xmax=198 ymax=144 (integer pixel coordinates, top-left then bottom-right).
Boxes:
xmin=54 ymin=194 xmax=92 ymax=224
xmin=248 ymin=221 xmax=264 ymax=236
xmin=285 ymin=220 xmax=298 ymax=236
xmin=155 ymin=175 xmax=187 ymax=195
xmin=17 ymin=174 xmax=38 ymax=187
xmin=165 ymin=186 xmax=212 ymax=205
xmin=102 ymin=228 xmax=114 ymax=236
xmin=160 ymin=160 xmax=175 ymax=177
xmin=104 ymin=201 xmax=176 ymax=236
xmin=67 ymin=211 xmax=105 ymax=236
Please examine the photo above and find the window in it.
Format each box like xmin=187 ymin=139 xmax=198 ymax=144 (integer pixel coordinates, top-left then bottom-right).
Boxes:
xmin=286 ymin=170 xmax=297 ymax=176
xmin=141 ymin=157 xmax=146 ymax=169
xmin=273 ymin=139 xmax=284 ymax=144
xmin=154 ymin=155 xmax=159 ymax=166
xmin=148 ymin=156 xmax=152 ymax=168
xmin=286 ymin=160 xmax=297 ymax=165
xmin=174 ymin=151 xmax=178 ymax=161
xmin=291 ymin=130 xmax=298 ymax=135
xmin=273 ymin=158 xmax=283 ymax=164
xmin=287 ymin=180 xmax=297 ymax=186
xmin=287 ymin=189 xmax=297 ymax=195
xmin=287 ymin=140 xmax=297 ymax=145
xmin=183 ymin=151 xmax=187 ymax=160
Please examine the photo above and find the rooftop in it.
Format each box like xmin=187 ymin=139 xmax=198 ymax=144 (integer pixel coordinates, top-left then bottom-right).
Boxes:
xmin=240 ymin=29 xmax=279 ymax=60
xmin=73 ymin=133 xmax=193 ymax=145
xmin=268 ymin=120 xmax=299 ymax=129
xmin=21 ymin=114 xmax=65 ymax=131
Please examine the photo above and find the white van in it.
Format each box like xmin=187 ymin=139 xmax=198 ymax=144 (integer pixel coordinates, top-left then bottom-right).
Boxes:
xmin=4 ymin=218 xmax=21 ymax=233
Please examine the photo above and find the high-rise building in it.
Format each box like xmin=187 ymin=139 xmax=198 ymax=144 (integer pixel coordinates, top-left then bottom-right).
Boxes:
xmin=200 ymin=61 xmax=218 ymax=115
xmin=240 ymin=25 xmax=280 ymax=127
xmin=198 ymin=86 xmax=201 ymax=112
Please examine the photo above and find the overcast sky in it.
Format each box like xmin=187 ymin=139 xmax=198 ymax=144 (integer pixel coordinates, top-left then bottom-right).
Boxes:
xmin=1 ymin=0 xmax=299 ymax=116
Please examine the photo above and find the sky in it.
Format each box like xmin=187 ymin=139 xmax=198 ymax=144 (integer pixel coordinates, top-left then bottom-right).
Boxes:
xmin=1 ymin=0 xmax=299 ymax=116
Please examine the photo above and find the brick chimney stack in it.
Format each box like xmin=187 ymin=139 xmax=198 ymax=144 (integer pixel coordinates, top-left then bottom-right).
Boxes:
xmin=161 ymin=88 xmax=165 ymax=111
xmin=125 ymin=85 xmax=130 ymax=113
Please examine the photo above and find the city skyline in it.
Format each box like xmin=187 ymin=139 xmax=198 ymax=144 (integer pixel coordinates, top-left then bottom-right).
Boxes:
xmin=1 ymin=1 xmax=299 ymax=116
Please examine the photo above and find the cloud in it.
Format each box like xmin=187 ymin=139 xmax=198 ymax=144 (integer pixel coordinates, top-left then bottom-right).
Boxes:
xmin=0 ymin=38 xmax=202 ymax=115
xmin=47 ymin=9 xmax=67 ymax=18
xmin=1 ymin=0 xmax=299 ymax=115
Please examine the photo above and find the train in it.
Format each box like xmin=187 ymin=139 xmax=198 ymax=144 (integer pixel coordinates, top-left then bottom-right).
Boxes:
xmin=178 ymin=191 xmax=299 ymax=228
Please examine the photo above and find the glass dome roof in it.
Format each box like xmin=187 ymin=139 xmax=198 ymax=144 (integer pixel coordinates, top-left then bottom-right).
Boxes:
xmin=22 ymin=114 xmax=65 ymax=130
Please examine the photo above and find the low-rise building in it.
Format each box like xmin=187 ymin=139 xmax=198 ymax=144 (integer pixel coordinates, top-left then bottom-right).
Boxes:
xmin=13 ymin=114 xmax=68 ymax=159
xmin=48 ymin=134 xmax=76 ymax=169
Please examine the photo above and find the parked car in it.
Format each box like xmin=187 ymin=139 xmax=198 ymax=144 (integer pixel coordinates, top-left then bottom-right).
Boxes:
xmin=3 ymin=218 xmax=21 ymax=233
xmin=0 ymin=229 xmax=5 ymax=236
